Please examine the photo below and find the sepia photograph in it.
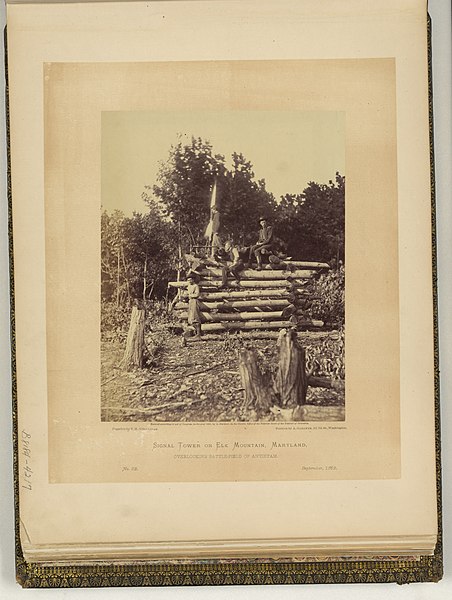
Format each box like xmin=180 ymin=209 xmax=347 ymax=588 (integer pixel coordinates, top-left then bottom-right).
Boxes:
xmin=100 ymin=110 xmax=345 ymax=423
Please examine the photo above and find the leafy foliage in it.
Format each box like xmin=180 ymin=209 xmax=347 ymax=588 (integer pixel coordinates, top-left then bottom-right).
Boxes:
xmin=101 ymin=302 xmax=131 ymax=342
xmin=308 ymin=265 xmax=345 ymax=328
xmin=101 ymin=205 xmax=177 ymax=305
xmin=274 ymin=173 xmax=345 ymax=263
xmin=149 ymin=137 xmax=277 ymax=247
xmin=149 ymin=136 xmax=226 ymax=247
xmin=305 ymin=328 xmax=345 ymax=380
xmin=220 ymin=153 xmax=276 ymax=245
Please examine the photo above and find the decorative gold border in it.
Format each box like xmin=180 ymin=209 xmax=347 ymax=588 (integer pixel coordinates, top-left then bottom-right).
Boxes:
xmin=7 ymin=14 xmax=443 ymax=587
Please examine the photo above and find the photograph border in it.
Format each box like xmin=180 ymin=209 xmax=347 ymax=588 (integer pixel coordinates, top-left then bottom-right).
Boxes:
xmin=44 ymin=55 xmax=401 ymax=486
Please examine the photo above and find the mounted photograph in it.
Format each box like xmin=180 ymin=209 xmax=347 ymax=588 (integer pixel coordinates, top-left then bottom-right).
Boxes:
xmin=100 ymin=110 xmax=345 ymax=423
xmin=42 ymin=56 xmax=400 ymax=485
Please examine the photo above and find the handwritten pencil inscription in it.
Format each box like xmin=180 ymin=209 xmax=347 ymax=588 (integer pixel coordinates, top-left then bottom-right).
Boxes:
xmin=21 ymin=430 xmax=33 ymax=491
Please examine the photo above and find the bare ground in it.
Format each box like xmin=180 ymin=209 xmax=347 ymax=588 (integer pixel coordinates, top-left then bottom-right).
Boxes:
xmin=101 ymin=330 xmax=344 ymax=423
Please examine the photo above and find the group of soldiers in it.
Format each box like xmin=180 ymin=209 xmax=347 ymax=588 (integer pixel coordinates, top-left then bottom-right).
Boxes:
xmin=185 ymin=216 xmax=288 ymax=338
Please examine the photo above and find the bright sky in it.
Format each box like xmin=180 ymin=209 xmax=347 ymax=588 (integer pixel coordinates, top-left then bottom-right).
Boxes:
xmin=101 ymin=110 xmax=345 ymax=215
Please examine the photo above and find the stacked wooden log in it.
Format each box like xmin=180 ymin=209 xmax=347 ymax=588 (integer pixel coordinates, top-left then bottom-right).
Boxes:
xmin=168 ymin=260 xmax=329 ymax=335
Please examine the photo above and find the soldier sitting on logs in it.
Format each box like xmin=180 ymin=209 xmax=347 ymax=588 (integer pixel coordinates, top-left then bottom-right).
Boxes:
xmin=249 ymin=216 xmax=274 ymax=270
xmin=205 ymin=237 xmax=246 ymax=288
xmin=184 ymin=241 xmax=244 ymax=289
xmin=183 ymin=251 xmax=217 ymax=278
xmin=222 ymin=240 xmax=246 ymax=286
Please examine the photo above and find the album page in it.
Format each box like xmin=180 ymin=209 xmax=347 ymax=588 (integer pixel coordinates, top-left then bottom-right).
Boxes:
xmin=7 ymin=0 xmax=437 ymax=559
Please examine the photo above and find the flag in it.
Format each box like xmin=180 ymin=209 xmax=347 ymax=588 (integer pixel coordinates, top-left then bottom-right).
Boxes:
xmin=204 ymin=180 xmax=218 ymax=239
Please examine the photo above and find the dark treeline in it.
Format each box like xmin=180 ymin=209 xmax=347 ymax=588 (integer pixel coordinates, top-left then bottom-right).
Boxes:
xmin=101 ymin=136 xmax=344 ymax=306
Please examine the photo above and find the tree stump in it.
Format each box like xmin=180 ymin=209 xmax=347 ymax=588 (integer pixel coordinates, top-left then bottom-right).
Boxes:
xmin=238 ymin=349 xmax=274 ymax=413
xmin=120 ymin=305 xmax=146 ymax=370
xmin=274 ymin=329 xmax=308 ymax=407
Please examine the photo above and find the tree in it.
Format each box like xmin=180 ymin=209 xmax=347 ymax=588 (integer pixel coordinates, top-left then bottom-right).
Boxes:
xmin=101 ymin=210 xmax=128 ymax=306
xmin=147 ymin=139 xmax=277 ymax=250
xmin=221 ymin=153 xmax=276 ymax=245
xmin=149 ymin=136 xmax=226 ymax=247
xmin=274 ymin=173 xmax=345 ymax=263
xmin=101 ymin=203 xmax=177 ymax=305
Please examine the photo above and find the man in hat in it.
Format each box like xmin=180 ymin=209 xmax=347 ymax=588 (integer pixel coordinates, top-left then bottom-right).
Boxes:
xmin=186 ymin=272 xmax=202 ymax=338
xmin=249 ymin=216 xmax=274 ymax=270
xmin=222 ymin=239 xmax=246 ymax=285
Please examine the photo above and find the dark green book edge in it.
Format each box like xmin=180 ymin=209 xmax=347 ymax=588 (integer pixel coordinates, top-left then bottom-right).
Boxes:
xmin=5 ymin=14 xmax=443 ymax=588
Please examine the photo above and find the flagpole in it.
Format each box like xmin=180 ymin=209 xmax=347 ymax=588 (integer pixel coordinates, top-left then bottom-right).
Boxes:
xmin=210 ymin=179 xmax=216 ymax=254
xmin=204 ymin=179 xmax=218 ymax=257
